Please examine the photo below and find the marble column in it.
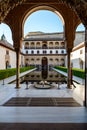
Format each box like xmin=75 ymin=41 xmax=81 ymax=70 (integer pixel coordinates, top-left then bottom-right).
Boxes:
xmin=67 ymin=49 xmax=72 ymax=89
xmin=85 ymin=26 xmax=87 ymax=106
xmin=15 ymin=48 xmax=20 ymax=89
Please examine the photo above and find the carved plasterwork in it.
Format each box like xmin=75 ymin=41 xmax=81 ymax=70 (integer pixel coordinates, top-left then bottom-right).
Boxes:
xmin=0 ymin=0 xmax=27 ymax=22
xmin=0 ymin=0 xmax=87 ymax=25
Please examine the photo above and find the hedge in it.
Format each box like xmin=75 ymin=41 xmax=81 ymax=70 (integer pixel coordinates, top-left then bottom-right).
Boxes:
xmin=0 ymin=66 xmax=34 ymax=80
xmin=54 ymin=66 xmax=85 ymax=79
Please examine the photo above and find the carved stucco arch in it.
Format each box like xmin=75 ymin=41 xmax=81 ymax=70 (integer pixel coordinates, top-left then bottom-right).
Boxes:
xmin=22 ymin=5 xmax=65 ymax=37
xmin=0 ymin=0 xmax=87 ymax=25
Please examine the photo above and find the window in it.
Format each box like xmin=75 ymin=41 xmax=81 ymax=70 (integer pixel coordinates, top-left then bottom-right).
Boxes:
xmin=25 ymin=42 xmax=29 ymax=49
xmin=37 ymin=50 xmax=39 ymax=54
xmin=6 ymin=50 xmax=9 ymax=55
xmin=55 ymin=42 xmax=59 ymax=45
xmin=37 ymin=58 xmax=40 ymax=61
xmin=31 ymin=58 xmax=34 ymax=61
xmin=61 ymin=50 xmax=64 ymax=54
xmin=61 ymin=58 xmax=64 ymax=61
xmin=26 ymin=51 xmax=28 ymax=54
xmin=26 ymin=59 xmax=29 ymax=61
xmin=80 ymin=50 xmax=83 ymax=54
xmin=37 ymin=42 xmax=40 ymax=45
xmin=49 ymin=42 xmax=53 ymax=45
xmin=56 ymin=50 xmax=58 ymax=54
xmin=50 ymin=50 xmax=52 ymax=54
xmin=43 ymin=50 xmax=47 ymax=54
xmin=61 ymin=41 xmax=64 ymax=45
xmin=31 ymin=50 xmax=34 ymax=54
xmin=31 ymin=42 xmax=34 ymax=45
xmin=50 ymin=58 xmax=53 ymax=61
xmin=55 ymin=58 xmax=59 ymax=61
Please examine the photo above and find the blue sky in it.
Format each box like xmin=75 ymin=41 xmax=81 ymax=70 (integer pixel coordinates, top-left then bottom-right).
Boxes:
xmin=0 ymin=10 xmax=85 ymax=44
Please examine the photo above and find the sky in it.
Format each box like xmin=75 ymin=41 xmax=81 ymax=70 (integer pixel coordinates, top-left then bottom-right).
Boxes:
xmin=0 ymin=10 xmax=85 ymax=45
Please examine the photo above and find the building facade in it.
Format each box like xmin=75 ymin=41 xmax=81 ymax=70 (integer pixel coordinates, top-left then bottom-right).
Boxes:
xmin=22 ymin=32 xmax=66 ymax=70
xmin=71 ymin=42 xmax=85 ymax=69
xmin=0 ymin=31 xmax=85 ymax=70
xmin=0 ymin=34 xmax=24 ymax=70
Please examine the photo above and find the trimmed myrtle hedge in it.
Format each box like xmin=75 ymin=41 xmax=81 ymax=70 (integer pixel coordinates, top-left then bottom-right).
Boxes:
xmin=0 ymin=66 xmax=34 ymax=80
xmin=54 ymin=66 xmax=85 ymax=79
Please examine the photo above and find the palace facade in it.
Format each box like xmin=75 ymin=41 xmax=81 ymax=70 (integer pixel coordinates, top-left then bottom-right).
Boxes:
xmin=0 ymin=31 xmax=85 ymax=70
xmin=22 ymin=32 xmax=66 ymax=70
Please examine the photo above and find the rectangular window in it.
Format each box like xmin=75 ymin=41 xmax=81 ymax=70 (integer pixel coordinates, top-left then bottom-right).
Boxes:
xmin=6 ymin=50 xmax=9 ymax=55
xmin=80 ymin=50 xmax=83 ymax=54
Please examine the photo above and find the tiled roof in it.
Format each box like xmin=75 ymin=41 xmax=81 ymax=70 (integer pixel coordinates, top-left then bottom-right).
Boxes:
xmin=24 ymin=32 xmax=64 ymax=41
xmin=0 ymin=40 xmax=14 ymax=50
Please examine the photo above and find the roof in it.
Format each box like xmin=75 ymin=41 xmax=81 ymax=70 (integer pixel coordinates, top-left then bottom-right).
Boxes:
xmin=0 ymin=40 xmax=14 ymax=51
xmin=72 ymin=42 xmax=85 ymax=52
xmin=1 ymin=34 xmax=6 ymax=41
xmin=24 ymin=32 xmax=64 ymax=41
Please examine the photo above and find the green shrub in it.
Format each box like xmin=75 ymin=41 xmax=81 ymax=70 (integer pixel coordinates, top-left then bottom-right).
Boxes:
xmin=55 ymin=66 xmax=67 ymax=73
xmin=72 ymin=68 xmax=85 ymax=79
xmin=0 ymin=66 xmax=34 ymax=80
xmin=54 ymin=66 xmax=85 ymax=79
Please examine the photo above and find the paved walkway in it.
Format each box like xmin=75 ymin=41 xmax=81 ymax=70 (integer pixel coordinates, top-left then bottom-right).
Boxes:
xmin=53 ymin=68 xmax=85 ymax=85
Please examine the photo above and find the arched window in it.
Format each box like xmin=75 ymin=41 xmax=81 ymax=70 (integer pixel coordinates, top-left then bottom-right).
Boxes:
xmin=61 ymin=58 xmax=64 ymax=61
xmin=37 ymin=50 xmax=39 ymax=54
xmin=42 ymin=44 xmax=48 ymax=49
xmin=30 ymin=42 xmax=35 ymax=49
xmin=26 ymin=51 xmax=28 ymax=54
xmin=56 ymin=50 xmax=58 ymax=54
xmin=50 ymin=58 xmax=53 ymax=61
xmin=6 ymin=50 xmax=9 ymax=55
xmin=31 ymin=50 xmax=34 ymax=54
xmin=55 ymin=42 xmax=59 ymax=49
xmin=31 ymin=58 xmax=34 ymax=61
xmin=61 ymin=50 xmax=64 ymax=54
xmin=60 ymin=42 xmax=65 ymax=49
xmin=25 ymin=42 xmax=29 ymax=49
xmin=50 ymin=50 xmax=52 ymax=54
xmin=36 ymin=42 xmax=41 ymax=49
xmin=49 ymin=42 xmax=53 ymax=49
xmin=55 ymin=58 xmax=59 ymax=61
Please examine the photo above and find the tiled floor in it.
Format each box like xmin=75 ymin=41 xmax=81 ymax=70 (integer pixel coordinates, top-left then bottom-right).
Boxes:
xmin=0 ymin=82 xmax=86 ymax=130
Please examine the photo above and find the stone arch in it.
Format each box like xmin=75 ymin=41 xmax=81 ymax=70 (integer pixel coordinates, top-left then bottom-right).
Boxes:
xmin=22 ymin=5 xmax=65 ymax=36
xmin=0 ymin=0 xmax=87 ymax=25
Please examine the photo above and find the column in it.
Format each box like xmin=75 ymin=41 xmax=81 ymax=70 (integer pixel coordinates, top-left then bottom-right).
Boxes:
xmin=67 ymin=49 xmax=72 ymax=89
xmin=15 ymin=48 xmax=20 ymax=89
xmin=85 ymin=25 xmax=87 ymax=106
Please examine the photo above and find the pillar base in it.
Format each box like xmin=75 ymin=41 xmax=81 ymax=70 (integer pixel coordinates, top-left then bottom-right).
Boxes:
xmin=15 ymin=86 xmax=20 ymax=89
xmin=67 ymin=85 xmax=72 ymax=89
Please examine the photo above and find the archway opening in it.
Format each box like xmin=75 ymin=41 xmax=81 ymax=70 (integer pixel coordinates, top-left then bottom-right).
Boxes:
xmin=24 ymin=11 xmax=64 ymax=36
xmin=0 ymin=23 xmax=13 ymax=45
xmin=71 ymin=23 xmax=85 ymax=69
xmin=6 ymin=61 xmax=9 ymax=69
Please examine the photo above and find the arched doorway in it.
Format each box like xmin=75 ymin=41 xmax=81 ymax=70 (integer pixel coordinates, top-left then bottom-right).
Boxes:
xmin=42 ymin=57 xmax=48 ymax=79
xmin=6 ymin=61 xmax=9 ymax=69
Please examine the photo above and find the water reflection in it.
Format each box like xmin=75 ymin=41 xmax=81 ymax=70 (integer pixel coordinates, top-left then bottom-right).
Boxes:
xmin=21 ymin=69 xmax=66 ymax=84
